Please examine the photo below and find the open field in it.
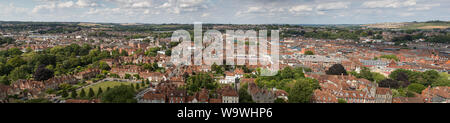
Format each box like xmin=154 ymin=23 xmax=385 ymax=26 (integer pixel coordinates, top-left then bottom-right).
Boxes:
xmin=363 ymin=21 xmax=450 ymax=30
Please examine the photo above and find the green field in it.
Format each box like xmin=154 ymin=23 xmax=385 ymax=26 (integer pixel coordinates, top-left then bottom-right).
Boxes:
xmin=78 ymin=81 xmax=144 ymax=95
xmin=401 ymin=22 xmax=450 ymax=30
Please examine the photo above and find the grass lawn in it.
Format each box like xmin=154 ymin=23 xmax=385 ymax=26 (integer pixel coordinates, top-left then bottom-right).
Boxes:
xmin=78 ymin=81 xmax=146 ymax=96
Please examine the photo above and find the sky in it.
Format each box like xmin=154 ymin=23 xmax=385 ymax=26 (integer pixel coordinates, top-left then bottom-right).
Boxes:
xmin=0 ymin=0 xmax=449 ymax=24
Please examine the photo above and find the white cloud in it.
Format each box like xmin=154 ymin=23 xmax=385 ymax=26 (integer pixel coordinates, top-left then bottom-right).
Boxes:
xmin=201 ymin=13 xmax=210 ymax=17
xmin=316 ymin=2 xmax=350 ymax=10
xmin=289 ymin=5 xmax=313 ymax=13
xmin=58 ymin=1 xmax=75 ymax=8
xmin=408 ymin=3 xmax=440 ymax=11
xmin=76 ymin=0 xmax=99 ymax=7
xmin=362 ymin=0 xmax=416 ymax=8
xmin=32 ymin=0 xmax=100 ymax=13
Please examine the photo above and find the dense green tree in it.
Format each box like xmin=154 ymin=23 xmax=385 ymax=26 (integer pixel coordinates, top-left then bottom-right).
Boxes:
xmin=70 ymin=89 xmax=78 ymax=98
xmin=8 ymin=65 xmax=30 ymax=81
xmin=421 ymin=70 xmax=440 ymax=86
xmin=211 ymin=62 xmax=224 ymax=74
xmin=7 ymin=48 xmax=23 ymax=57
xmin=88 ymin=88 xmax=95 ymax=98
xmin=0 ymin=75 xmax=10 ymax=85
xmin=0 ymin=37 xmax=16 ymax=45
xmin=407 ymin=83 xmax=426 ymax=94
xmin=61 ymin=90 xmax=69 ymax=98
xmin=30 ymin=54 xmax=56 ymax=66
xmin=338 ymin=99 xmax=347 ymax=103
xmin=0 ymin=63 xmax=13 ymax=76
xmin=304 ymin=51 xmax=314 ymax=55
xmin=274 ymin=98 xmax=287 ymax=103
xmin=97 ymin=87 xmax=103 ymax=97
xmin=185 ymin=73 xmax=217 ymax=94
xmin=80 ymin=89 xmax=86 ymax=98
xmin=136 ymin=83 xmax=140 ymax=90
xmin=288 ymin=78 xmax=319 ymax=103
xmin=351 ymin=67 xmax=386 ymax=82
xmin=124 ymin=74 xmax=132 ymax=79
xmin=238 ymin=83 xmax=254 ymax=103
xmin=7 ymin=56 xmax=26 ymax=68
xmin=165 ymin=49 xmax=172 ymax=56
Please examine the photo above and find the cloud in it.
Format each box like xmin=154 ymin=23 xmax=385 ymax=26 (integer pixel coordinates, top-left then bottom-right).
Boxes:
xmin=408 ymin=3 xmax=440 ymax=11
xmin=58 ymin=1 xmax=75 ymax=8
xmin=288 ymin=5 xmax=313 ymax=13
xmin=362 ymin=0 xmax=416 ymax=8
xmin=316 ymin=2 xmax=350 ymax=11
xmin=201 ymin=13 xmax=210 ymax=17
xmin=76 ymin=0 xmax=99 ymax=7
xmin=32 ymin=0 xmax=100 ymax=13
xmin=235 ymin=6 xmax=285 ymax=16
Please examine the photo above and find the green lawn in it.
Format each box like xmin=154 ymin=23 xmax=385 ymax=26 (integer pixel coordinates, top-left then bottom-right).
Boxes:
xmin=78 ymin=81 xmax=145 ymax=95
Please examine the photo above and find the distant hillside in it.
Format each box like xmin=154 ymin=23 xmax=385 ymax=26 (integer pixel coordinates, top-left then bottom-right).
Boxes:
xmin=363 ymin=21 xmax=450 ymax=30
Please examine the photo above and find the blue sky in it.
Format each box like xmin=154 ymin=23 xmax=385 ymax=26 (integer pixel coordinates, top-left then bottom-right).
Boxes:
xmin=0 ymin=0 xmax=449 ymax=24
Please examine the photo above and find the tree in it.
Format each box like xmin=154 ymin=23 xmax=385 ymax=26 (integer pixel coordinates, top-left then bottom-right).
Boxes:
xmin=125 ymin=74 xmax=132 ymax=79
xmin=101 ymin=85 xmax=137 ymax=103
xmin=396 ymin=72 xmax=410 ymax=87
xmin=7 ymin=56 xmax=26 ymax=68
xmin=407 ymin=83 xmax=426 ymax=94
xmin=185 ymin=73 xmax=217 ymax=94
xmin=80 ymin=89 xmax=86 ymax=98
xmin=165 ymin=49 xmax=172 ymax=56
xmin=7 ymin=48 xmax=23 ymax=57
xmin=338 ymin=99 xmax=347 ymax=103
xmin=97 ymin=87 xmax=103 ymax=97
xmin=211 ymin=63 xmax=223 ymax=74
xmin=106 ymin=87 xmax=111 ymax=92
xmin=88 ymin=88 xmax=95 ymax=98
xmin=136 ymin=83 xmax=140 ymax=90
xmin=30 ymin=54 xmax=56 ymax=66
xmin=378 ymin=79 xmax=400 ymax=88
xmin=34 ymin=65 xmax=54 ymax=81
xmin=0 ymin=75 xmax=10 ymax=85
xmin=133 ymin=74 xmax=140 ymax=80
xmin=120 ymin=50 xmax=128 ymax=56
xmin=274 ymin=98 xmax=287 ymax=103
xmin=0 ymin=63 xmax=13 ymax=76
xmin=325 ymin=64 xmax=347 ymax=75
xmin=98 ymin=61 xmax=111 ymax=70
xmin=421 ymin=70 xmax=439 ymax=86
xmin=379 ymin=55 xmax=399 ymax=61
xmin=61 ymin=90 xmax=69 ymax=98
xmin=238 ymin=83 xmax=254 ymax=103
xmin=304 ymin=51 xmax=314 ymax=55
xmin=288 ymin=78 xmax=319 ymax=103
xmin=70 ymin=89 xmax=78 ymax=98
xmin=9 ymin=65 xmax=30 ymax=81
